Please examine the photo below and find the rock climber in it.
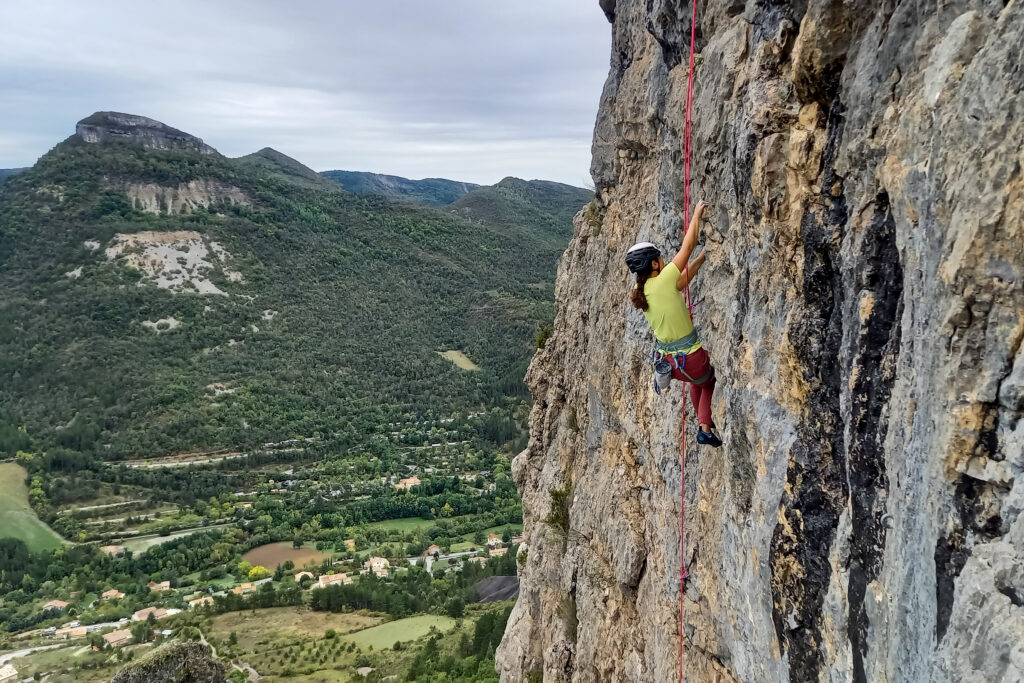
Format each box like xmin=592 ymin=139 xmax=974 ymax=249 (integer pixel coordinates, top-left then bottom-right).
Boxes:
xmin=625 ymin=200 xmax=721 ymax=447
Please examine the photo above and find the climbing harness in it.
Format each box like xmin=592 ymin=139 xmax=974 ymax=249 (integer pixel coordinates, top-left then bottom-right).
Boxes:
xmin=651 ymin=348 xmax=713 ymax=395
xmin=678 ymin=0 xmax=700 ymax=680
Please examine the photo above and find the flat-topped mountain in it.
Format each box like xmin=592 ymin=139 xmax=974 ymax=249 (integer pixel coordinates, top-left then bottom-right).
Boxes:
xmin=76 ymin=111 xmax=218 ymax=155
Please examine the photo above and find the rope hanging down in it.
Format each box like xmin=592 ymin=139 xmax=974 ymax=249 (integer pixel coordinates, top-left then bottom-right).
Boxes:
xmin=679 ymin=0 xmax=699 ymax=681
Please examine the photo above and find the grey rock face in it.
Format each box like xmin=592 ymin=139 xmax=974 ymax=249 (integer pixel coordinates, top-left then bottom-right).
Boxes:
xmin=497 ymin=1 xmax=1024 ymax=681
xmin=77 ymin=111 xmax=218 ymax=155
xmin=110 ymin=641 xmax=226 ymax=683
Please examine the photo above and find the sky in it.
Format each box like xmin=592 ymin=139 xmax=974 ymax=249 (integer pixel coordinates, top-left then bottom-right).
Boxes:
xmin=0 ymin=1 xmax=611 ymax=186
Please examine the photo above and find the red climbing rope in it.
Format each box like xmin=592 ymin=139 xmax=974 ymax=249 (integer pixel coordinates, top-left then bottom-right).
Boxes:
xmin=678 ymin=393 xmax=689 ymax=683
xmin=679 ymin=0 xmax=699 ymax=681
xmin=680 ymin=0 xmax=699 ymax=318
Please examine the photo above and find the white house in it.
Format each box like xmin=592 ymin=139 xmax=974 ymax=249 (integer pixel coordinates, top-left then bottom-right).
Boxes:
xmin=363 ymin=557 xmax=390 ymax=578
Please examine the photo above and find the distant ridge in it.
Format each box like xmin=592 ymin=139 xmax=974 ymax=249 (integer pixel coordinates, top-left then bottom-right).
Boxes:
xmin=322 ymin=170 xmax=479 ymax=206
xmin=0 ymin=168 xmax=25 ymax=183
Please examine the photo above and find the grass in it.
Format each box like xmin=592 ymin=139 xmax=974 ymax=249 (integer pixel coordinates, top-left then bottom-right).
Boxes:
xmin=436 ymin=350 xmax=481 ymax=371
xmin=343 ymin=615 xmax=457 ymax=650
xmin=0 ymin=462 xmax=66 ymax=551
xmin=209 ymin=606 xmax=382 ymax=652
xmin=364 ymin=517 xmax=436 ymax=532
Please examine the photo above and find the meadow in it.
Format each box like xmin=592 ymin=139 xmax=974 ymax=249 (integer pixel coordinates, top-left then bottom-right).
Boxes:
xmin=210 ymin=606 xmax=381 ymax=652
xmin=343 ymin=615 xmax=457 ymax=650
xmin=437 ymin=350 xmax=481 ymax=370
xmin=0 ymin=462 xmax=65 ymax=551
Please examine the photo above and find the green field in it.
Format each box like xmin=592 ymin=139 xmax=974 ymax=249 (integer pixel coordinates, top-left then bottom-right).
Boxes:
xmin=364 ymin=517 xmax=436 ymax=532
xmin=0 ymin=462 xmax=65 ymax=551
xmin=343 ymin=615 xmax=457 ymax=650
xmin=466 ymin=524 xmax=522 ymax=540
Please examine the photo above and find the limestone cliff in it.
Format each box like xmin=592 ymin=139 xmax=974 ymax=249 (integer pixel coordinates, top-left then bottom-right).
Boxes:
xmin=497 ymin=1 xmax=1023 ymax=681
xmin=77 ymin=111 xmax=218 ymax=155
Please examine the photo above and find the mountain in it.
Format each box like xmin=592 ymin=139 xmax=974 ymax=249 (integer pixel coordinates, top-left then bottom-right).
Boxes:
xmin=321 ymin=169 xmax=479 ymax=205
xmin=449 ymin=178 xmax=592 ymax=250
xmin=236 ymin=147 xmax=336 ymax=190
xmin=0 ymin=112 xmax=590 ymax=460
xmin=498 ymin=2 xmax=1024 ymax=682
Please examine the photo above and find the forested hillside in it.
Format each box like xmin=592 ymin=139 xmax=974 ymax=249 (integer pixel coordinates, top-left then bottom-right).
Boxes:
xmin=450 ymin=177 xmax=591 ymax=250
xmin=321 ymin=169 xmax=479 ymax=205
xmin=0 ymin=113 xmax=589 ymax=462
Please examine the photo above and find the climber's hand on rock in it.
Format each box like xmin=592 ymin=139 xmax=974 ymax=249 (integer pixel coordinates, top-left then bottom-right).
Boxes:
xmin=676 ymin=201 xmax=708 ymax=271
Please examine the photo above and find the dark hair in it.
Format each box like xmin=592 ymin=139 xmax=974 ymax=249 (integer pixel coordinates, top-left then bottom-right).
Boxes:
xmin=630 ymin=267 xmax=653 ymax=310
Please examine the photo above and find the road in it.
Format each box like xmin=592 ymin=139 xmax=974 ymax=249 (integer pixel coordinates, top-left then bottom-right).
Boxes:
xmin=0 ymin=644 xmax=63 ymax=665
xmin=61 ymin=500 xmax=146 ymax=513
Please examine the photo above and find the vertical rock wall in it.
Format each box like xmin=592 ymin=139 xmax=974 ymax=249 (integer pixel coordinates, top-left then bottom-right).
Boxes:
xmin=497 ymin=1 xmax=1023 ymax=681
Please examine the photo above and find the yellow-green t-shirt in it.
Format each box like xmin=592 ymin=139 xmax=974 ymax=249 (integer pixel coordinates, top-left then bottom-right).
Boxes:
xmin=640 ymin=262 xmax=701 ymax=352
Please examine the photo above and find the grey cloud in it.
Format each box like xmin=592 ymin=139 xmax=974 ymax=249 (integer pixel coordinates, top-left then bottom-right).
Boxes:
xmin=0 ymin=0 xmax=610 ymax=185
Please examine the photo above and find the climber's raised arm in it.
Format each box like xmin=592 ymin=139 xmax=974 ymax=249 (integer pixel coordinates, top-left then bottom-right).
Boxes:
xmin=672 ymin=200 xmax=707 ymax=273
xmin=676 ymin=249 xmax=706 ymax=291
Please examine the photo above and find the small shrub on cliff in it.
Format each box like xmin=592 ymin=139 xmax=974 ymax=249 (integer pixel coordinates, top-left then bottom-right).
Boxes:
xmin=542 ymin=483 xmax=573 ymax=536
xmin=534 ymin=323 xmax=553 ymax=349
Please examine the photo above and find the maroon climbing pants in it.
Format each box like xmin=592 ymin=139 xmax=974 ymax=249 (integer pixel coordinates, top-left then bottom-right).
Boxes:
xmin=670 ymin=347 xmax=716 ymax=427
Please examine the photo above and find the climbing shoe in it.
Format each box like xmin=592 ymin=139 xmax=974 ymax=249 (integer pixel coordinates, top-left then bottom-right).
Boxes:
xmin=697 ymin=428 xmax=722 ymax=448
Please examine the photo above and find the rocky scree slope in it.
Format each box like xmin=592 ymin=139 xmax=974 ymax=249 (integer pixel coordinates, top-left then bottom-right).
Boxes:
xmin=498 ymin=1 xmax=1023 ymax=682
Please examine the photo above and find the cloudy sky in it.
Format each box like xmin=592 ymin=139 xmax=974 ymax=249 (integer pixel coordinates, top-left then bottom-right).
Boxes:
xmin=0 ymin=2 xmax=611 ymax=185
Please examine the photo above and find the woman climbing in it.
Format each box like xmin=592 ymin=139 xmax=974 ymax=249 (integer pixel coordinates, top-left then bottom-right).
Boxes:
xmin=625 ymin=200 xmax=721 ymax=447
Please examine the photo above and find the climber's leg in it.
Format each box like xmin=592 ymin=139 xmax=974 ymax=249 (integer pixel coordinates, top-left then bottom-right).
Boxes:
xmin=688 ymin=381 xmax=702 ymax=423
xmin=696 ymin=368 xmax=716 ymax=428
xmin=684 ymin=349 xmax=721 ymax=446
